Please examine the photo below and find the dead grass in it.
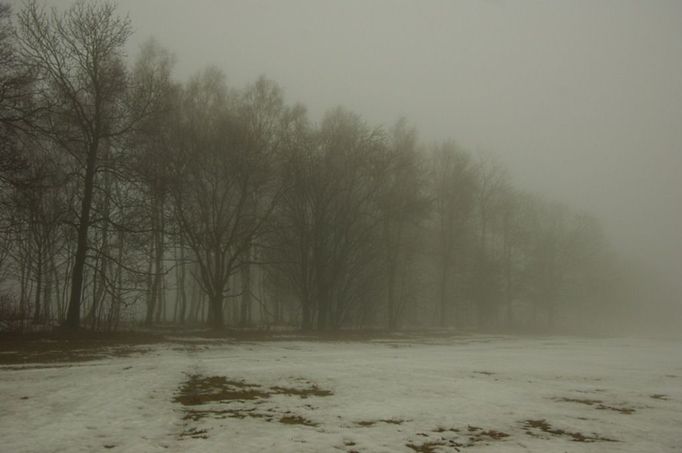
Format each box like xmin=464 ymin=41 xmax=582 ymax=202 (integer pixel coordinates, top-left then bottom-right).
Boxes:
xmin=173 ymin=374 xmax=334 ymax=406
xmin=554 ymin=396 xmax=636 ymax=414
xmin=279 ymin=414 xmax=318 ymax=426
xmin=182 ymin=408 xmax=259 ymax=421
xmin=271 ymin=385 xmax=333 ymax=398
xmin=174 ymin=374 xmax=330 ymax=438
xmin=433 ymin=426 xmax=460 ymax=433
xmin=174 ymin=376 xmax=270 ymax=406
xmin=473 ymin=429 xmax=510 ymax=440
xmin=179 ymin=427 xmax=208 ymax=439
xmin=465 ymin=425 xmax=510 ymax=444
xmin=557 ymin=397 xmax=603 ymax=405
xmin=407 ymin=425 xmax=511 ymax=452
xmin=596 ymin=405 xmax=635 ymax=414
xmin=355 ymin=419 xmax=405 ymax=427
xmin=406 ymin=440 xmax=454 ymax=452
xmin=523 ymin=419 xmax=617 ymax=443
xmin=0 ymin=331 xmax=159 ymax=365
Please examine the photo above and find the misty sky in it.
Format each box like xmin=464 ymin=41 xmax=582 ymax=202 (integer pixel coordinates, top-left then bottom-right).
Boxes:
xmin=12 ymin=0 xmax=682 ymax=297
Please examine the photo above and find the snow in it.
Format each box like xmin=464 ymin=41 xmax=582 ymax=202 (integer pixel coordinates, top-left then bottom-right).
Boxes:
xmin=1 ymin=336 xmax=681 ymax=452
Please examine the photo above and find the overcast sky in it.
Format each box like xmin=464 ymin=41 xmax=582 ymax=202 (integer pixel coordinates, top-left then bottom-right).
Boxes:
xmin=13 ymin=0 xmax=682 ymax=297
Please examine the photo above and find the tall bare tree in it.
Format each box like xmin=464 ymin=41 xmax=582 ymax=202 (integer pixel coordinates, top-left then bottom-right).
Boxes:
xmin=432 ymin=142 xmax=476 ymax=327
xmin=169 ymin=70 xmax=288 ymax=329
xmin=377 ymin=118 xmax=427 ymax=330
xmin=15 ymin=0 xmax=153 ymax=329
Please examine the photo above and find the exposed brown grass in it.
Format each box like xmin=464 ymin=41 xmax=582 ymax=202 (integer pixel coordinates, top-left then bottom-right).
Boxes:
xmin=554 ymin=396 xmax=636 ymax=414
xmin=173 ymin=374 xmax=334 ymax=407
xmin=174 ymin=375 xmax=270 ymax=406
xmin=355 ymin=419 xmax=405 ymax=427
xmin=279 ymin=414 xmax=318 ymax=427
xmin=523 ymin=419 xmax=617 ymax=443
xmin=0 ymin=331 xmax=159 ymax=365
xmin=406 ymin=440 xmax=448 ymax=453
xmin=650 ymin=394 xmax=669 ymax=400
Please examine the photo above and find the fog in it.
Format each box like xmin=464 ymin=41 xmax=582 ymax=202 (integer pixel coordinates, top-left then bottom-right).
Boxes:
xmin=3 ymin=2 xmax=682 ymax=450
xmin=110 ymin=0 xmax=682 ymax=302
xmin=1 ymin=0 xmax=680 ymax=329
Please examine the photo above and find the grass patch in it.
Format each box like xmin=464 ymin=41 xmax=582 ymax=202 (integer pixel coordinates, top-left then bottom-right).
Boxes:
xmin=271 ymin=385 xmax=333 ymax=398
xmin=279 ymin=415 xmax=318 ymax=427
xmin=355 ymin=418 xmax=405 ymax=427
xmin=174 ymin=374 xmax=334 ymax=406
xmin=174 ymin=373 xmax=330 ymax=438
xmin=555 ymin=396 xmax=636 ymax=414
xmin=650 ymin=394 xmax=669 ymax=400
xmin=0 ymin=332 xmax=158 ymax=365
xmin=406 ymin=440 xmax=449 ymax=453
xmin=178 ymin=427 xmax=208 ymax=439
xmin=523 ymin=419 xmax=617 ymax=443
xmin=174 ymin=375 xmax=270 ymax=406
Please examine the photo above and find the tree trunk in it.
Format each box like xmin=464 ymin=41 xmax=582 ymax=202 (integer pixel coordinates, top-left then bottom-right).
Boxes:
xmin=43 ymin=268 xmax=52 ymax=322
xmin=144 ymin=243 xmax=155 ymax=325
xmin=32 ymin=256 xmax=42 ymax=323
xmin=209 ymin=292 xmax=224 ymax=330
xmin=240 ymin=262 xmax=252 ymax=327
xmin=153 ymin=204 xmax=165 ymax=323
xmin=438 ymin=253 xmax=449 ymax=328
xmin=65 ymin=141 xmax=99 ymax=330
xmin=174 ymin=242 xmax=187 ymax=324
xmin=301 ymin=296 xmax=312 ymax=330
xmin=387 ymin=262 xmax=397 ymax=330
xmin=316 ymin=290 xmax=330 ymax=331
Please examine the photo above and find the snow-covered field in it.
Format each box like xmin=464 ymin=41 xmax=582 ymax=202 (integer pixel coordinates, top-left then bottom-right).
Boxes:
xmin=1 ymin=335 xmax=681 ymax=452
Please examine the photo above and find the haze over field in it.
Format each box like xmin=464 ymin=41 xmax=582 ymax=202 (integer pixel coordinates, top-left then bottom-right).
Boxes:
xmin=100 ymin=0 xmax=682 ymax=300
xmin=0 ymin=0 xmax=682 ymax=329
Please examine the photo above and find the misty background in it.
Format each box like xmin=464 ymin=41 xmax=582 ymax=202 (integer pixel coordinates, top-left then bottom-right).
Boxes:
xmin=4 ymin=4 xmax=682 ymax=451
xmin=104 ymin=0 xmax=681 ymax=304
xmin=2 ymin=0 xmax=681 ymax=331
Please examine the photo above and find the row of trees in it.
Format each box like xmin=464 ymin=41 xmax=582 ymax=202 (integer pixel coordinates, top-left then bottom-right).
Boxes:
xmin=0 ymin=1 xmax=623 ymax=332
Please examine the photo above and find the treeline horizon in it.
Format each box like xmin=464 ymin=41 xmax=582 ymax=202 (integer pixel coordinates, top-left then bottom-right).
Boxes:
xmin=0 ymin=1 xmax=642 ymax=334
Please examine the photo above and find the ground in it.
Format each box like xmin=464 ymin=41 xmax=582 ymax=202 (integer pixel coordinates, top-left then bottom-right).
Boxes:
xmin=1 ymin=333 xmax=681 ymax=452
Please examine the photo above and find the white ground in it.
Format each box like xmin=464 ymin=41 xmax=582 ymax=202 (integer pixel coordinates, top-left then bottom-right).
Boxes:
xmin=1 ymin=335 xmax=681 ymax=452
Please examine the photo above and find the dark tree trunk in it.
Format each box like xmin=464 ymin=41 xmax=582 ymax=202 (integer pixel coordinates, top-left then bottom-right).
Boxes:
xmin=240 ymin=262 xmax=252 ymax=327
xmin=209 ymin=292 xmax=224 ymax=330
xmin=32 ymin=256 xmax=42 ymax=322
xmin=144 ymin=245 xmax=155 ymax=325
xmin=301 ymin=298 xmax=312 ymax=330
xmin=317 ymin=292 xmax=330 ymax=331
xmin=153 ymin=206 xmax=165 ymax=323
xmin=65 ymin=142 xmax=99 ymax=330
xmin=175 ymin=241 xmax=187 ymax=324
xmin=438 ymin=253 xmax=450 ymax=328
xmin=387 ymin=263 xmax=397 ymax=330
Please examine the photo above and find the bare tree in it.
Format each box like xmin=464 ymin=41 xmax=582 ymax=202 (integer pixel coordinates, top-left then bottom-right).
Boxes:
xmin=169 ymin=70 xmax=288 ymax=329
xmin=0 ymin=2 xmax=33 ymax=178
xmin=15 ymin=0 xmax=155 ymax=330
xmin=125 ymin=39 xmax=177 ymax=325
xmin=496 ymin=189 xmax=530 ymax=327
xmin=432 ymin=142 xmax=476 ymax=327
xmin=376 ymin=118 xmax=427 ymax=330
xmin=470 ymin=153 xmax=509 ymax=328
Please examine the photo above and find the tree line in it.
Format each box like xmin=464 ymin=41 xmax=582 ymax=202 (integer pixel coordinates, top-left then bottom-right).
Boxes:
xmin=0 ymin=1 xmax=627 ymax=333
